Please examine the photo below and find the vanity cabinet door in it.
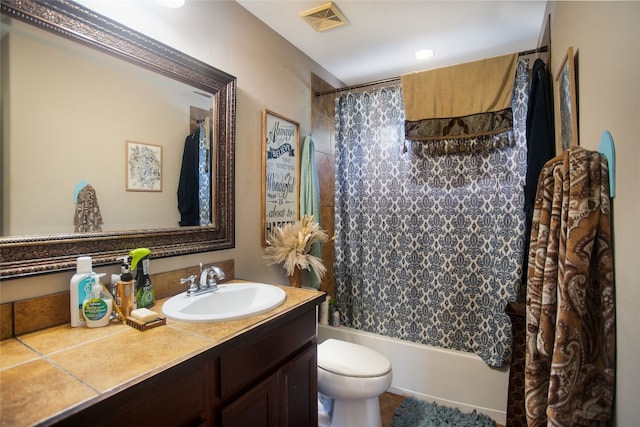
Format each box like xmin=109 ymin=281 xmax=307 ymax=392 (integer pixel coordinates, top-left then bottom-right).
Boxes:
xmin=280 ymin=344 xmax=318 ymax=427
xmin=220 ymin=344 xmax=317 ymax=427
xmin=220 ymin=308 xmax=316 ymax=400
xmin=220 ymin=371 xmax=279 ymax=427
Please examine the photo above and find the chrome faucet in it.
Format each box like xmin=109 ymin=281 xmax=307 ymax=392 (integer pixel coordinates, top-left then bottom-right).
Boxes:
xmin=199 ymin=263 xmax=226 ymax=291
xmin=181 ymin=263 xmax=226 ymax=297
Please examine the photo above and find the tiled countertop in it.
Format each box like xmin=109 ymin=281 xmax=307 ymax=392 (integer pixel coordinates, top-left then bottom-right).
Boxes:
xmin=0 ymin=283 xmax=324 ymax=426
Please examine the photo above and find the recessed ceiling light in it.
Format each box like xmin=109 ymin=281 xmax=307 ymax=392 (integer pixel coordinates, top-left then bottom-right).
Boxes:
xmin=414 ymin=49 xmax=435 ymax=60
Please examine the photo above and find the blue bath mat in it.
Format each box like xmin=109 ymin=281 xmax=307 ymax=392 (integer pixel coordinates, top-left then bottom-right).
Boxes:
xmin=391 ymin=397 xmax=496 ymax=427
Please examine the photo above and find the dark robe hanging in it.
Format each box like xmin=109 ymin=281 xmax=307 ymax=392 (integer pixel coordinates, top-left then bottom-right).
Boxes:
xmin=520 ymin=58 xmax=555 ymax=299
xmin=177 ymin=130 xmax=199 ymax=226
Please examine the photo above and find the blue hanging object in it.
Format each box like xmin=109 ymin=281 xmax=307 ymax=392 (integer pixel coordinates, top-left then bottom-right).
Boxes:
xmin=299 ymin=135 xmax=322 ymax=289
xmin=598 ymin=130 xmax=615 ymax=198
xmin=73 ymin=180 xmax=90 ymax=203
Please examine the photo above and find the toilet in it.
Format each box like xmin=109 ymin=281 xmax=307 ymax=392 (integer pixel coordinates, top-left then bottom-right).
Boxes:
xmin=317 ymin=338 xmax=393 ymax=427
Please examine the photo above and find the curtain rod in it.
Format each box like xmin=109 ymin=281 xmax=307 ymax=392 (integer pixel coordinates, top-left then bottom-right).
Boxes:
xmin=315 ymin=45 xmax=548 ymax=97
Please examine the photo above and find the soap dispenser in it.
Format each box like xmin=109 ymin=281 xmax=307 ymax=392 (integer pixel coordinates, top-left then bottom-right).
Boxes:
xmin=130 ymin=248 xmax=155 ymax=309
xmin=82 ymin=274 xmax=112 ymax=328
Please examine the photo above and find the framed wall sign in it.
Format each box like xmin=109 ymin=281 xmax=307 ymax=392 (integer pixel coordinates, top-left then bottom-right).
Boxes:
xmin=126 ymin=141 xmax=162 ymax=192
xmin=554 ymin=46 xmax=579 ymax=153
xmin=261 ymin=110 xmax=300 ymax=246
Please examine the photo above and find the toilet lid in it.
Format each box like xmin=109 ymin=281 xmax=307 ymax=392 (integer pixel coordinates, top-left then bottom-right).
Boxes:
xmin=318 ymin=339 xmax=391 ymax=378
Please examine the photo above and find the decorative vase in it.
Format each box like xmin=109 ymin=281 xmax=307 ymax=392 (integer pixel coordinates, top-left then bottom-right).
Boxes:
xmin=288 ymin=267 xmax=303 ymax=288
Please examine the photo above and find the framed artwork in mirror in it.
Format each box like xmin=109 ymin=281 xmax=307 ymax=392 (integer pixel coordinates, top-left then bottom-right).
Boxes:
xmin=261 ymin=110 xmax=300 ymax=246
xmin=126 ymin=141 xmax=162 ymax=192
xmin=554 ymin=46 xmax=579 ymax=153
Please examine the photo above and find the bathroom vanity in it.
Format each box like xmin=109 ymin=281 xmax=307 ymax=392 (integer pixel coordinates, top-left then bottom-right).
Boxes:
xmin=1 ymin=284 xmax=324 ymax=426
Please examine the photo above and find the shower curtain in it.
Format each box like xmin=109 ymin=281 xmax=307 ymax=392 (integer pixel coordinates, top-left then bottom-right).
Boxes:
xmin=525 ymin=147 xmax=615 ymax=426
xmin=334 ymin=60 xmax=529 ymax=367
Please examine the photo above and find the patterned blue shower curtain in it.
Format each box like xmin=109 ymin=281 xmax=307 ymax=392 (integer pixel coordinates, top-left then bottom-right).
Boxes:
xmin=198 ymin=122 xmax=211 ymax=226
xmin=334 ymin=60 xmax=529 ymax=367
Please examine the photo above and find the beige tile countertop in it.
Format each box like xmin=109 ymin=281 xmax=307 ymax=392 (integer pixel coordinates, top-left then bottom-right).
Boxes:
xmin=0 ymin=283 xmax=324 ymax=427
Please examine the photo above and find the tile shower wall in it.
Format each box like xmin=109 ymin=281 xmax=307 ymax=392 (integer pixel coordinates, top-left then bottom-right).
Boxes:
xmin=311 ymin=73 xmax=336 ymax=298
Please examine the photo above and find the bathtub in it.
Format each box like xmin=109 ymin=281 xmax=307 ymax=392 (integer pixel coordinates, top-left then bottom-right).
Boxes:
xmin=317 ymin=323 xmax=509 ymax=425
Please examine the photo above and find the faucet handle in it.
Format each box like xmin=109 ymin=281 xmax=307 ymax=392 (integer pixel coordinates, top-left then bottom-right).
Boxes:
xmin=180 ymin=274 xmax=198 ymax=294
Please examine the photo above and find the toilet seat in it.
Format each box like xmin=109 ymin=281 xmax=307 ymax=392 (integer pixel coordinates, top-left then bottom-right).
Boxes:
xmin=318 ymin=338 xmax=391 ymax=378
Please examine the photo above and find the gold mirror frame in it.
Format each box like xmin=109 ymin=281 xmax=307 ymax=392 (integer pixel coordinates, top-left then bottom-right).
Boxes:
xmin=0 ymin=0 xmax=235 ymax=279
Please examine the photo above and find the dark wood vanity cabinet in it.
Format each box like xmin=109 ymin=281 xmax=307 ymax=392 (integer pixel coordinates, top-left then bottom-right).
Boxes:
xmin=220 ymin=344 xmax=317 ymax=427
xmin=53 ymin=303 xmax=319 ymax=427
xmin=279 ymin=345 xmax=318 ymax=426
xmin=221 ymin=370 xmax=280 ymax=427
xmin=218 ymin=306 xmax=318 ymax=426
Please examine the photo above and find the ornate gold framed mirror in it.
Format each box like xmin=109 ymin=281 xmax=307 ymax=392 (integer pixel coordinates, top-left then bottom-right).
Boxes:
xmin=0 ymin=0 xmax=236 ymax=279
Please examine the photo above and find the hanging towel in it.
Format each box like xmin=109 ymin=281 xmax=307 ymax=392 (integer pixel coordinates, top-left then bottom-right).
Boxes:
xmin=525 ymin=146 xmax=615 ymax=426
xmin=299 ymin=135 xmax=322 ymax=289
xmin=74 ymin=184 xmax=103 ymax=233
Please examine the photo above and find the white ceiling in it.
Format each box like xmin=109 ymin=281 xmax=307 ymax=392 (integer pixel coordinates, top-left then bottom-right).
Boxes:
xmin=235 ymin=1 xmax=548 ymax=87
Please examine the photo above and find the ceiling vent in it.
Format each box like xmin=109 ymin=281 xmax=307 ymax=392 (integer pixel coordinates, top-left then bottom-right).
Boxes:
xmin=299 ymin=2 xmax=347 ymax=32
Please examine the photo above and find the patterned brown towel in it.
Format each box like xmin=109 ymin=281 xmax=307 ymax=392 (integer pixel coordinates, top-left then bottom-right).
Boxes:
xmin=525 ymin=146 xmax=615 ymax=426
xmin=74 ymin=184 xmax=103 ymax=233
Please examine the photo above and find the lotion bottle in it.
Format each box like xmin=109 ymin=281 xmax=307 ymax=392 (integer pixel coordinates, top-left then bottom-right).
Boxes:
xmin=116 ymin=257 xmax=135 ymax=319
xmin=70 ymin=256 xmax=94 ymax=327
xmin=82 ymin=274 xmax=112 ymax=328
xmin=319 ymin=296 xmax=330 ymax=325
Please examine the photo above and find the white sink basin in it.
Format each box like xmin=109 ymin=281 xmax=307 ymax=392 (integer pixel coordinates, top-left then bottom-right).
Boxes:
xmin=162 ymin=282 xmax=286 ymax=323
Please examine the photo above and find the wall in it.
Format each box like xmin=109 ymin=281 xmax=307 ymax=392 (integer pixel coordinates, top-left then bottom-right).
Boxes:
xmin=546 ymin=2 xmax=640 ymax=425
xmin=0 ymin=1 xmax=341 ymax=305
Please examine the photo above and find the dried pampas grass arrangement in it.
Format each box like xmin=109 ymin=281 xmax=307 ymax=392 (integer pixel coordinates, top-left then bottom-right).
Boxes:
xmin=263 ymin=215 xmax=329 ymax=279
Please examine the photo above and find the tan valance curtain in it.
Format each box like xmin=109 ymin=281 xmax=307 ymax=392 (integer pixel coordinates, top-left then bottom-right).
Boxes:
xmin=401 ymin=53 xmax=519 ymax=154
xmin=525 ymin=146 xmax=615 ymax=426
xmin=402 ymin=53 xmax=518 ymax=120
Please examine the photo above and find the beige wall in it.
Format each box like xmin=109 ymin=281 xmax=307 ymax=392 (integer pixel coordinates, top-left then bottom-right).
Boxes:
xmin=547 ymin=2 xmax=640 ymax=424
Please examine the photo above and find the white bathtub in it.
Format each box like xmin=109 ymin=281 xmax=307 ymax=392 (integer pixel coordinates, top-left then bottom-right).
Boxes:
xmin=317 ymin=323 xmax=509 ymax=425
